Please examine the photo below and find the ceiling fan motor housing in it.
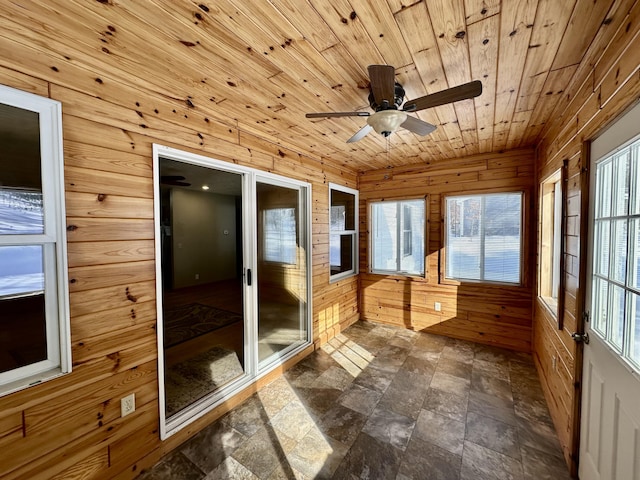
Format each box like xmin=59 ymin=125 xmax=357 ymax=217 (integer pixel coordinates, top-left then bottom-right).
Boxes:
xmin=368 ymin=82 xmax=405 ymax=112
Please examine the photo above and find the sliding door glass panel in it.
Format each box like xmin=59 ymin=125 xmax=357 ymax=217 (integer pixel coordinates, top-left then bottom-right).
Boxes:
xmin=256 ymin=180 xmax=308 ymax=364
xmin=159 ymin=158 xmax=245 ymax=418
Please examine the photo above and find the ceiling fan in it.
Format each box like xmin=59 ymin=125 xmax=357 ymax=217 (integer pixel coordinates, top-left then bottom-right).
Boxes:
xmin=160 ymin=175 xmax=191 ymax=187
xmin=305 ymin=65 xmax=482 ymax=143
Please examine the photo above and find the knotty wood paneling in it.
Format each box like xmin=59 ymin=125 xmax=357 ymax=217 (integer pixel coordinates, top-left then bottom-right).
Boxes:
xmin=0 ymin=7 xmax=358 ymax=479
xmin=534 ymin=1 xmax=640 ymax=474
xmin=359 ymin=149 xmax=536 ymax=352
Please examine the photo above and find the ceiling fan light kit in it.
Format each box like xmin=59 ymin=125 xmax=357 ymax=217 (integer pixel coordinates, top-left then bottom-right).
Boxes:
xmin=367 ymin=110 xmax=408 ymax=137
xmin=305 ymin=64 xmax=482 ymax=143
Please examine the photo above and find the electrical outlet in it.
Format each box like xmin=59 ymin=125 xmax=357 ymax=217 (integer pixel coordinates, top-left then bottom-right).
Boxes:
xmin=434 ymin=302 xmax=442 ymax=312
xmin=121 ymin=393 xmax=135 ymax=417
xmin=552 ymin=356 xmax=557 ymax=371
xmin=195 ymin=273 xmax=199 ymax=280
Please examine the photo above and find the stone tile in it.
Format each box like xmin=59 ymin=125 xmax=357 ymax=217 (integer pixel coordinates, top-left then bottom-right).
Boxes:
xmin=269 ymin=401 xmax=316 ymax=442
xmin=257 ymin=376 xmax=299 ymax=418
xmin=470 ymin=371 xmax=513 ymax=402
xmin=312 ymin=365 xmax=354 ymax=391
xmin=520 ymin=445 xmax=572 ymax=480
xmin=230 ymin=427 xmax=290 ymax=479
xmin=389 ymin=335 xmax=415 ymax=350
xmin=402 ymin=353 xmax=437 ymax=377
xmin=138 ymin=451 xmax=205 ymax=480
xmin=423 ymin=387 xmax=468 ymax=422
xmin=414 ymin=409 xmax=466 ymax=456
xmin=468 ymin=390 xmax=517 ymax=426
xmin=362 ymin=407 xmax=416 ymax=451
xmin=377 ymin=370 xmax=430 ymax=419
xmin=181 ymin=421 xmax=246 ymax=473
xmin=474 ymin=345 xmax=513 ymax=365
xmin=430 ymin=371 xmax=471 ymax=398
xmin=461 ymin=441 xmax=524 ymax=480
xmin=442 ymin=340 xmax=476 ymax=364
xmin=353 ymin=364 xmax=395 ymax=393
xmin=437 ymin=358 xmax=473 ymax=381
xmin=338 ymin=383 xmax=383 ymax=416
xmin=513 ymin=394 xmax=554 ymax=426
xmin=221 ymin=395 xmax=268 ymax=437
xmin=398 ymin=436 xmax=462 ymax=480
xmin=465 ymin=411 xmax=520 ymax=459
xmin=369 ymin=344 xmax=410 ymax=373
xmin=413 ymin=333 xmax=448 ymax=352
xmin=516 ymin=417 xmax=564 ymax=459
xmin=473 ymin=358 xmax=511 ymax=380
xmin=266 ymin=463 xmax=308 ymax=480
xmin=286 ymin=428 xmax=348 ymax=479
xmin=299 ymin=349 xmax=339 ymax=372
xmin=296 ymin=386 xmax=343 ymax=416
xmin=317 ymin=404 xmax=367 ymax=446
xmin=332 ymin=432 xmax=403 ymax=480
xmin=203 ymin=457 xmax=259 ymax=480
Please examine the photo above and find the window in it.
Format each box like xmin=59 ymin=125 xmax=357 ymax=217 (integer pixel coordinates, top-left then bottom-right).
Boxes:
xmin=590 ymin=134 xmax=640 ymax=369
xmin=371 ymin=198 xmax=425 ymax=276
xmin=539 ymin=170 xmax=563 ymax=314
xmin=263 ymin=207 xmax=297 ymax=264
xmin=329 ymin=184 xmax=358 ymax=281
xmin=445 ymin=192 xmax=523 ymax=284
xmin=0 ymin=85 xmax=70 ymax=395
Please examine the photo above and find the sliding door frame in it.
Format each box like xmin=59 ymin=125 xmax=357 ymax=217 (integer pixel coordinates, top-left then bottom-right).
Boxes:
xmin=152 ymin=144 xmax=312 ymax=439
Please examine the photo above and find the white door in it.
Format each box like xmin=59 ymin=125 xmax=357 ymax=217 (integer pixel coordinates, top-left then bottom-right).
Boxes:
xmin=579 ymin=102 xmax=640 ymax=480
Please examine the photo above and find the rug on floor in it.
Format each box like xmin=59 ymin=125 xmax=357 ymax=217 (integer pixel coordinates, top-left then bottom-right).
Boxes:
xmin=164 ymin=345 xmax=244 ymax=416
xmin=163 ymin=303 xmax=242 ymax=348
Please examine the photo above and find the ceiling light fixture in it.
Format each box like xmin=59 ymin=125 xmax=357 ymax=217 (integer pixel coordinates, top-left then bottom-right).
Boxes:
xmin=202 ymin=185 xmax=210 ymax=190
xmin=367 ymin=110 xmax=407 ymax=137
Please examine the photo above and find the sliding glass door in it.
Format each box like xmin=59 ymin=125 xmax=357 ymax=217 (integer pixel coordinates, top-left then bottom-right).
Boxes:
xmin=154 ymin=145 xmax=311 ymax=438
xmin=256 ymin=178 xmax=309 ymax=368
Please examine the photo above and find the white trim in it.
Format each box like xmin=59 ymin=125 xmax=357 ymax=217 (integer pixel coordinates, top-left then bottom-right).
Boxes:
xmin=153 ymin=144 xmax=313 ymax=439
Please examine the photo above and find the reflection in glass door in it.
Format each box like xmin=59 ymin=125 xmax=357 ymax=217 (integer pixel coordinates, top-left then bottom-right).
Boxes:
xmin=159 ymin=158 xmax=245 ymax=418
xmin=256 ymin=180 xmax=309 ymax=365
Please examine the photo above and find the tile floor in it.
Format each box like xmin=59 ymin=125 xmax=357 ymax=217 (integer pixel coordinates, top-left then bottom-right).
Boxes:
xmin=139 ymin=321 xmax=572 ymax=480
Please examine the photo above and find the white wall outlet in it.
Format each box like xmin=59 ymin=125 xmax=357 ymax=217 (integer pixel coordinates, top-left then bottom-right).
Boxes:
xmin=121 ymin=393 xmax=135 ymax=417
xmin=195 ymin=273 xmax=199 ymax=280
xmin=434 ymin=302 xmax=442 ymax=312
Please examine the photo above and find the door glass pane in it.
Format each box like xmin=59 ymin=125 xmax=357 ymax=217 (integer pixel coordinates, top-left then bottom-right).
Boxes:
xmin=629 ymin=292 xmax=640 ymax=368
xmin=0 ymin=104 xmax=43 ymax=235
xmin=611 ymin=219 xmax=628 ymax=283
xmin=159 ymin=158 xmax=245 ymax=418
xmin=0 ymin=245 xmax=46 ymax=374
xmin=594 ymin=220 xmax=610 ymax=276
xmin=597 ymin=159 xmax=612 ymax=218
xmin=257 ymin=181 xmax=308 ymax=364
xmin=630 ymin=218 xmax=640 ymax=290
xmin=608 ymin=284 xmax=625 ymax=350
xmin=592 ymin=277 xmax=608 ymax=336
xmin=613 ymin=151 xmax=630 ymax=217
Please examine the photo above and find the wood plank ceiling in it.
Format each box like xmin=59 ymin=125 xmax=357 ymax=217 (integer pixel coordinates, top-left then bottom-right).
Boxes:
xmin=2 ymin=0 xmax=617 ymax=171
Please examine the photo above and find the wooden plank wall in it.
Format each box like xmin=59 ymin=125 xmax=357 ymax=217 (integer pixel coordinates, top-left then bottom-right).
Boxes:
xmin=358 ymin=148 xmax=536 ymax=352
xmin=0 ymin=36 xmax=359 ymax=480
xmin=534 ymin=0 xmax=640 ymax=474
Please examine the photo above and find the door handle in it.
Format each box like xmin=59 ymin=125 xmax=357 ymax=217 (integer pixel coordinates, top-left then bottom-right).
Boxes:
xmin=571 ymin=332 xmax=589 ymax=344
xmin=246 ymin=268 xmax=252 ymax=286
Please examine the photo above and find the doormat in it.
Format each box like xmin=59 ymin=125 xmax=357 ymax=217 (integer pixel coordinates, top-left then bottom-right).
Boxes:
xmin=164 ymin=345 xmax=244 ymax=416
xmin=163 ymin=303 xmax=242 ymax=348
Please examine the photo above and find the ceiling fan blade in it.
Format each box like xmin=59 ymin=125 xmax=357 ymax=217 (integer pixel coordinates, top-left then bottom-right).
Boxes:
xmin=400 ymin=116 xmax=437 ymax=136
xmin=306 ymin=111 xmax=370 ymax=118
xmin=403 ymin=80 xmax=483 ymax=112
xmin=368 ymin=65 xmax=396 ymax=106
xmin=346 ymin=124 xmax=373 ymax=143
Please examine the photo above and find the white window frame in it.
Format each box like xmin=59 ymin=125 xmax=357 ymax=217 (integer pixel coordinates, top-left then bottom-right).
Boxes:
xmin=370 ymin=197 xmax=426 ymax=277
xmin=538 ymin=169 xmax=563 ymax=316
xmin=329 ymin=183 xmax=358 ymax=282
xmin=444 ymin=192 xmax=524 ymax=285
xmin=589 ymin=101 xmax=640 ymax=372
xmin=0 ymin=84 xmax=70 ymax=396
